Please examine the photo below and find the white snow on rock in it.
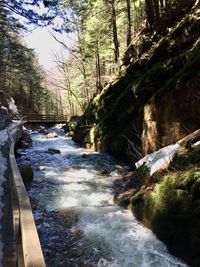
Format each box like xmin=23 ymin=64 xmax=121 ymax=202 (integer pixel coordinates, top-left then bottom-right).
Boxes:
xmin=0 ymin=120 xmax=21 ymax=265
xmin=0 ymin=106 xmax=8 ymax=112
xmin=9 ymin=98 xmax=18 ymax=114
xmin=0 ymin=129 xmax=8 ymax=146
xmin=192 ymin=140 xmax=200 ymax=148
xmin=0 ymin=129 xmax=8 ymax=265
xmin=136 ymin=143 xmax=180 ymax=175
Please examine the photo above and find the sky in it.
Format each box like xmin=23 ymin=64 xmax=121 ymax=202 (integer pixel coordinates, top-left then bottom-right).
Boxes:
xmin=24 ymin=28 xmax=71 ymax=70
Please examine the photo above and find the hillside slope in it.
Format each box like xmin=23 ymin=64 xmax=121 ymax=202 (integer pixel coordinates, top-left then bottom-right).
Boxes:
xmin=73 ymin=2 xmax=200 ymax=166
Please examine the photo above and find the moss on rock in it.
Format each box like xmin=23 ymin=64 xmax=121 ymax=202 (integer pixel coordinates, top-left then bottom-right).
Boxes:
xmin=130 ymin=159 xmax=200 ymax=266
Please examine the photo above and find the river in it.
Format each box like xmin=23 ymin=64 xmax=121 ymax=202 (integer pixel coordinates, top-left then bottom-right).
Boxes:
xmin=17 ymin=127 xmax=188 ymax=267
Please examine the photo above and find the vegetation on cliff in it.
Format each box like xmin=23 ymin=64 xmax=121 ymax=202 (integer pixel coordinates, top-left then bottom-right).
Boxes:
xmin=73 ymin=1 xmax=200 ymax=165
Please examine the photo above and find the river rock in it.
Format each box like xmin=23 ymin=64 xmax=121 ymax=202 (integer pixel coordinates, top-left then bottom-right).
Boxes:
xmin=62 ymin=123 xmax=70 ymax=133
xmin=19 ymin=132 xmax=33 ymax=148
xmin=0 ymin=114 xmax=6 ymax=130
xmin=20 ymin=140 xmax=30 ymax=149
xmin=46 ymin=132 xmax=58 ymax=138
xmin=100 ymin=169 xmax=109 ymax=175
xmin=38 ymin=128 xmax=49 ymax=134
xmin=114 ymin=189 xmax=136 ymax=207
xmin=47 ymin=148 xmax=61 ymax=154
xmin=70 ymin=227 xmax=82 ymax=239
xmin=81 ymin=153 xmax=88 ymax=158
xmin=0 ymin=90 xmax=9 ymax=108
xmin=0 ymin=106 xmax=8 ymax=115
xmin=19 ymin=165 xmax=34 ymax=184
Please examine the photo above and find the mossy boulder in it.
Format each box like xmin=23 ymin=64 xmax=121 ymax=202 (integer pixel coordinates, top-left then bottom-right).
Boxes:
xmin=19 ymin=165 xmax=34 ymax=184
xmin=130 ymin=161 xmax=200 ymax=267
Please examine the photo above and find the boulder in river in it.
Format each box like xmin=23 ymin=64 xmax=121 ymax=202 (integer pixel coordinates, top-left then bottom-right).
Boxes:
xmin=47 ymin=148 xmax=61 ymax=154
xmin=38 ymin=128 xmax=49 ymax=134
xmin=100 ymin=169 xmax=109 ymax=176
xmin=114 ymin=189 xmax=136 ymax=207
xmin=46 ymin=132 xmax=58 ymax=138
xmin=81 ymin=153 xmax=88 ymax=158
xmin=19 ymin=132 xmax=33 ymax=149
xmin=62 ymin=123 xmax=70 ymax=133
xmin=0 ymin=114 xmax=6 ymax=130
xmin=19 ymin=164 xmax=34 ymax=184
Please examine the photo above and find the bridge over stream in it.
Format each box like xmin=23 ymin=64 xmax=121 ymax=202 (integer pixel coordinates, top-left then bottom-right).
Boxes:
xmin=24 ymin=114 xmax=68 ymax=123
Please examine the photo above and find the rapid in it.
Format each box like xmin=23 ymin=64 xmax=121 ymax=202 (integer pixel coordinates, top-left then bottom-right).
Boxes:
xmin=17 ymin=126 xmax=188 ymax=267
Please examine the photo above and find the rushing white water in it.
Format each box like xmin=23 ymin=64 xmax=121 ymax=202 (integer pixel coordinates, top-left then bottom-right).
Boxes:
xmin=22 ymin=130 xmax=188 ymax=267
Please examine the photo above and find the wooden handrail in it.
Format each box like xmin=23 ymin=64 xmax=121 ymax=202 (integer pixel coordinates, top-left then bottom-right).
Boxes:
xmin=7 ymin=122 xmax=46 ymax=267
xmin=24 ymin=114 xmax=68 ymax=123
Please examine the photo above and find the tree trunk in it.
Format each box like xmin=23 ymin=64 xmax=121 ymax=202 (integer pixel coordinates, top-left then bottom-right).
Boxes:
xmin=153 ymin=0 xmax=161 ymax=30
xmin=82 ymin=67 xmax=90 ymax=104
xmin=178 ymin=129 xmax=200 ymax=148
xmin=110 ymin=0 xmax=120 ymax=63
xmin=126 ymin=0 xmax=132 ymax=47
xmin=145 ymin=0 xmax=155 ymax=26
xmin=96 ymin=41 xmax=102 ymax=93
xmin=58 ymin=90 xmax=63 ymax=115
xmin=192 ymin=0 xmax=200 ymax=10
xmin=145 ymin=0 xmax=162 ymax=30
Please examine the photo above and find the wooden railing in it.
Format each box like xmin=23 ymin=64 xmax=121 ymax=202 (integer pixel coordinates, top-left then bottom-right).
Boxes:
xmin=8 ymin=122 xmax=46 ymax=267
xmin=24 ymin=114 xmax=68 ymax=123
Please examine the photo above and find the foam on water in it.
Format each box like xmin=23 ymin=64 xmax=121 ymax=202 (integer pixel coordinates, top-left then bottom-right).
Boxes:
xmin=26 ymin=131 xmax=188 ymax=267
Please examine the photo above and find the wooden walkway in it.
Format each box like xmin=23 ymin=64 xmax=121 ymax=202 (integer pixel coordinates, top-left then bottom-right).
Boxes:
xmin=24 ymin=114 xmax=68 ymax=123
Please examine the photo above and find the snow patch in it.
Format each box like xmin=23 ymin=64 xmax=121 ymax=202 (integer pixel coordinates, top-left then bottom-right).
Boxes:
xmin=9 ymin=98 xmax=18 ymax=114
xmin=136 ymin=143 xmax=180 ymax=175
xmin=0 ymin=129 xmax=8 ymax=147
xmin=192 ymin=140 xmax=200 ymax=148
xmin=0 ymin=119 xmax=22 ymax=264
xmin=0 ymin=106 xmax=8 ymax=112
xmin=0 ymin=135 xmax=8 ymax=265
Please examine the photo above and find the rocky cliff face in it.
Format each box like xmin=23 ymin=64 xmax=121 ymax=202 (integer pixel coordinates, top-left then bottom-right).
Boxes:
xmin=0 ymin=90 xmax=18 ymax=130
xmin=73 ymin=3 xmax=200 ymax=165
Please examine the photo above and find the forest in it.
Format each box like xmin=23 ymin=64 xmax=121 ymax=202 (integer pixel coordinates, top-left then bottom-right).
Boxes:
xmin=2 ymin=0 xmax=196 ymax=115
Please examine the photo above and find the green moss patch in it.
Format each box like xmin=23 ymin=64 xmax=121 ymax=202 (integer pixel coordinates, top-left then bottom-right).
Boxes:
xmin=173 ymin=146 xmax=200 ymax=166
xmin=130 ymin=166 xmax=200 ymax=266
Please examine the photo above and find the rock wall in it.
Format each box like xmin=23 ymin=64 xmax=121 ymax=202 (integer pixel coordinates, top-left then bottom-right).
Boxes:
xmin=0 ymin=91 xmax=18 ymax=130
xmin=73 ymin=4 xmax=200 ymax=165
